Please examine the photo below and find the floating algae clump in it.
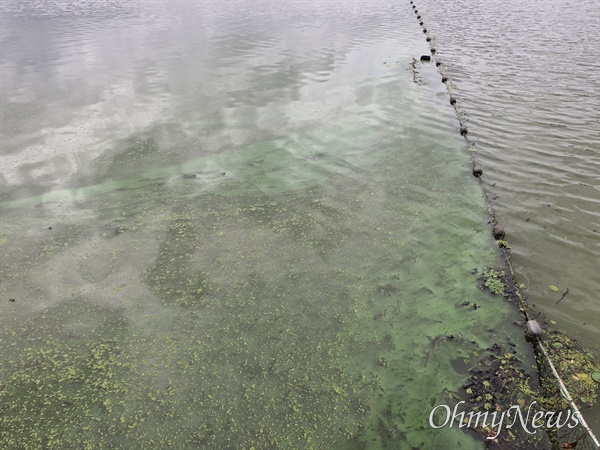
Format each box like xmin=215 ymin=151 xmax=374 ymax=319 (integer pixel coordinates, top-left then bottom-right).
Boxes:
xmin=481 ymin=268 xmax=507 ymax=296
xmin=468 ymin=256 xmax=600 ymax=447
xmin=461 ymin=326 xmax=600 ymax=448
xmin=537 ymin=330 xmax=600 ymax=408
xmin=0 ymin=304 xmax=131 ymax=449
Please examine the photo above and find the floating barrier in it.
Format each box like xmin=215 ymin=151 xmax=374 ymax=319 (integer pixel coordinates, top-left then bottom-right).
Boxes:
xmin=409 ymin=1 xmax=600 ymax=448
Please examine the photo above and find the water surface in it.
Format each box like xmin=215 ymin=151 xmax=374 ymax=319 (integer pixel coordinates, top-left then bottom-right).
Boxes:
xmin=410 ymin=0 xmax=600 ymax=434
xmin=412 ymin=0 xmax=600 ymax=354
xmin=1 ymin=0 xmax=535 ymax=448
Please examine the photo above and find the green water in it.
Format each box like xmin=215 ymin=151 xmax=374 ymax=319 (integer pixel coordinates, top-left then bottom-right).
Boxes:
xmin=0 ymin=1 xmax=535 ymax=448
xmin=0 ymin=114 xmax=530 ymax=449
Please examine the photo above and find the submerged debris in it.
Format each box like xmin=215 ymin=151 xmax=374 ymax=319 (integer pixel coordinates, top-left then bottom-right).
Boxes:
xmin=475 ymin=256 xmax=600 ymax=447
xmin=462 ymin=346 xmax=551 ymax=449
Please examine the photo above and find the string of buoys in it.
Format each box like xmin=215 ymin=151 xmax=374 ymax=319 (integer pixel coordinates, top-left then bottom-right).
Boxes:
xmin=407 ymin=3 xmax=600 ymax=448
xmin=411 ymin=1 xmax=485 ymax=220
xmin=411 ymin=0 xmax=510 ymax=257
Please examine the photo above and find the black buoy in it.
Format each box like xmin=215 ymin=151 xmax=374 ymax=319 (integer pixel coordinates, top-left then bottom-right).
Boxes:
xmin=460 ymin=125 xmax=468 ymax=136
xmin=449 ymin=96 xmax=456 ymax=105
xmin=426 ymin=37 xmax=431 ymax=42
xmin=436 ymin=61 xmax=441 ymax=67
xmin=417 ymin=15 xmax=421 ymax=19
xmin=526 ymin=320 xmax=544 ymax=336
xmin=419 ymin=21 xmax=424 ymax=25
xmin=431 ymin=48 xmax=436 ymax=54
xmin=442 ymin=76 xmax=448 ymax=83
xmin=472 ymin=165 xmax=483 ymax=177
xmin=492 ymin=224 xmax=505 ymax=240
xmin=423 ymin=28 xmax=427 ymax=33
xmin=420 ymin=55 xmax=431 ymax=62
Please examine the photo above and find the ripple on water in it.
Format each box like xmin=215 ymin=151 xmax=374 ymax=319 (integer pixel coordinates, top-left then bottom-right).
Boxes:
xmin=413 ymin=0 xmax=600 ymax=365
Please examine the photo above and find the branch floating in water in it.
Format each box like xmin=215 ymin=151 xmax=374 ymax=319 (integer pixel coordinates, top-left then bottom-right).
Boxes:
xmin=556 ymin=288 xmax=569 ymax=304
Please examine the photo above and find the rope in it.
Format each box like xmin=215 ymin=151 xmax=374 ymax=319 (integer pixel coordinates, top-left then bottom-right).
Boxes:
xmin=537 ymin=340 xmax=600 ymax=448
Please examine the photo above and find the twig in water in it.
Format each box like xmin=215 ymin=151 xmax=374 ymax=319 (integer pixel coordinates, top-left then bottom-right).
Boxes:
xmin=556 ymin=288 xmax=569 ymax=304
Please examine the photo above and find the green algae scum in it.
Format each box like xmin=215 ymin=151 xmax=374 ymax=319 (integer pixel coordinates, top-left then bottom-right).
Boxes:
xmin=3 ymin=115 xmax=526 ymax=449
xmin=1 ymin=0 xmax=598 ymax=449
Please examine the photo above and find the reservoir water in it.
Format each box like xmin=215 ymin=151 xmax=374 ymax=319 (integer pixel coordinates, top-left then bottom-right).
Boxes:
xmin=412 ymin=0 xmax=599 ymax=355
xmin=0 ymin=0 xmax=597 ymax=448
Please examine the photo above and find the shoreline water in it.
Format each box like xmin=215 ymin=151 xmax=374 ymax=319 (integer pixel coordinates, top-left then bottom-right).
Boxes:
xmin=1 ymin=0 xmax=597 ymax=448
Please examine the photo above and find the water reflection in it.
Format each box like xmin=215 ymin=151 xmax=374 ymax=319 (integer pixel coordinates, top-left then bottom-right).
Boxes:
xmin=2 ymin=0 xmax=413 ymax=199
xmin=1 ymin=0 xmax=538 ymax=448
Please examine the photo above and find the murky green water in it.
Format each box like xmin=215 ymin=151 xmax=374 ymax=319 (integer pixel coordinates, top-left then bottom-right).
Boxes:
xmin=1 ymin=0 xmax=539 ymax=448
xmin=410 ymin=0 xmax=600 ymax=433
